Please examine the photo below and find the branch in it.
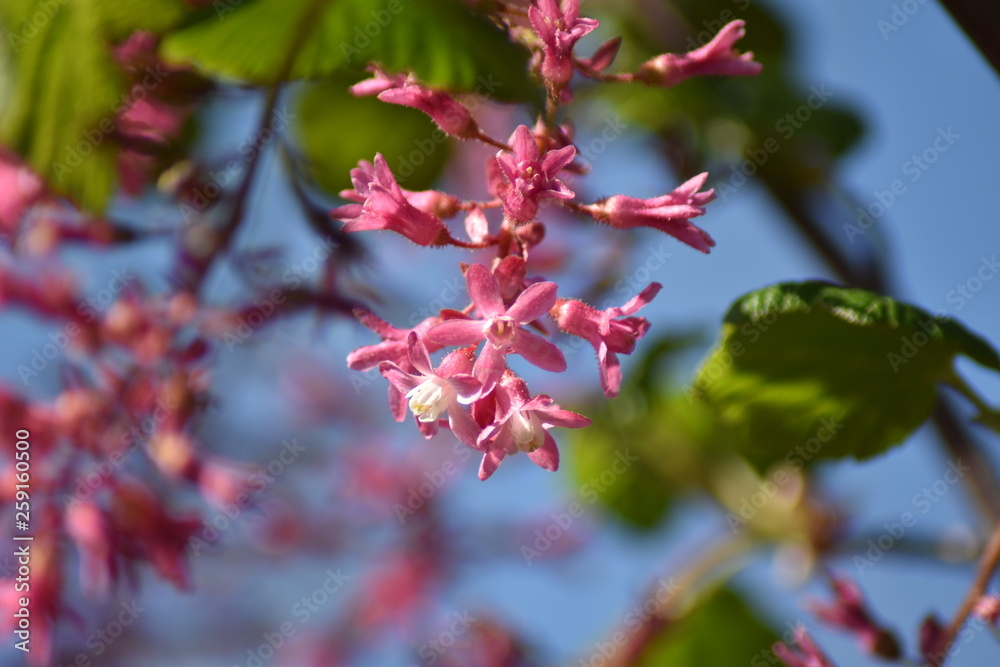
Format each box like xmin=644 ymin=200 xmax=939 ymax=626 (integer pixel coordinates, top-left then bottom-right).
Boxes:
xmin=937 ymin=0 xmax=1000 ymax=78
xmin=936 ymin=519 xmax=1000 ymax=663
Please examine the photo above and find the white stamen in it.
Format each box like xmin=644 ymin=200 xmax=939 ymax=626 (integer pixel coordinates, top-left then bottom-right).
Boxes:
xmin=406 ymin=376 xmax=455 ymax=422
xmin=510 ymin=409 xmax=546 ymax=452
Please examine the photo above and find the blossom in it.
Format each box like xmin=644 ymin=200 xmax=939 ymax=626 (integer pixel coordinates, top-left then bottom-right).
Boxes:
xmin=808 ymin=573 xmax=900 ymax=660
xmin=551 ymin=282 xmax=661 ymax=397
xmin=772 ymin=626 xmax=838 ymax=667
xmin=528 ymin=0 xmax=600 ymax=88
xmin=347 ymin=309 xmax=446 ymax=421
xmin=476 ymin=373 xmax=590 ymax=480
xmin=331 ymin=154 xmax=458 ymax=246
xmin=636 ymin=20 xmax=762 ymax=88
xmin=338 ymin=157 xmax=460 ymax=220
xmin=351 ymin=65 xmax=479 ymax=138
xmin=494 ymin=125 xmax=576 ymax=224
xmin=378 ymin=332 xmax=482 ymax=444
xmin=0 ymin=149 xmax=45 ymax=231
xmin=581 ymin=173 xmax=716 ymax=252
xmin=427 ymin=263 xmax=566 ymax=394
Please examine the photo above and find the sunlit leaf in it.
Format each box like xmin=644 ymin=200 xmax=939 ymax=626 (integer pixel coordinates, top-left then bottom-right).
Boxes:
xmin=294 ymin=76 xmax=450 ymax=194
xmin=692 ymin=281 xmax=1000 ymax=465
xmin=161 ymin=0 xmax=534 ymax=100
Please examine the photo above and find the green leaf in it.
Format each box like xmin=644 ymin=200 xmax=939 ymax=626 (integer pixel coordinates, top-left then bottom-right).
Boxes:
xmin=0 ymin=0 xmax=194 ymax=212
xmin=160 ymin=0 xmax=534 ymax=99
xmin=570 ymin=391 xmax=738 ymax=531
xmin=294 ymin=76 xmax=450 ymax=194
xmin=92 ymin=0 xmax=191 ymax=38
xmin=0 ymin=0 xmax=125 ymax=212
xmin=691 ymin=281 xmax=1000 ymax=465
xmin=632 ymin=587 xmax=778 ymax=667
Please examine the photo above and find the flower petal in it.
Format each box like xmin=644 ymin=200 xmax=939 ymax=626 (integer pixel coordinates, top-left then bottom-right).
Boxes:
xmin=513 ymin=329 xmax=567 ymax=372
xmin=598 ymin=342 xmax=622 ymax=398
xmin=473 ymin=343 xmax=508 ymax=395
xmin=447 ymin=373 xmax=482 ymax=403
xmin=538 ymin=405 xmax=591 ymax=429
xmin=405 ymin=332 xmax=434 ymax=375
xmin=427 ymin=319 xmax=485 ymax=346
xmin=478 ymin=445 xmax=506 ymax=481
xmin=465 ymin=263 xmax=505 ymax=317
xmin=527 ymin=432 xmax=560 ymax=472
xmin=506 ymin=281 xmax=558 ymax=324
xmin=509 ymin=125 xmax=538 ymax=162
xmin=447 ymin=404 xmax=483 ymax=448
xmin=378 ymin=361 xmax=422 ymax=395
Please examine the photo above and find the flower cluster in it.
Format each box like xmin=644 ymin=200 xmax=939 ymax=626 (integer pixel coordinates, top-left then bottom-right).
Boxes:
xmin=340 ymin=2 xmax=761 ymax=478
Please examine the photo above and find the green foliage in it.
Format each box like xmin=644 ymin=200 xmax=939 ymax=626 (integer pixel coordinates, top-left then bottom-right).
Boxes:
xmin=632 ymin=587 xmax=778 ymax=666
xmin=0 ymin=0 xmax=195 ymax=212
xmin=294 ymin=76 xmax=450 ymax=194
xmin=1 ymin=0 xmax=123 ymax=212
xmin=161 ymin=0 xmax=534 ymax=99
xmin=569 ymin=336 xmax=732 ymax=531
xmin=691 ymin=281 xmax=1000 ymax=466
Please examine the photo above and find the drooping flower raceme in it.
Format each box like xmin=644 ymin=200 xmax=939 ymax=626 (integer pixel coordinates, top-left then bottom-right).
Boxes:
xmin=340 ymin=6 xmax=762 ymax=479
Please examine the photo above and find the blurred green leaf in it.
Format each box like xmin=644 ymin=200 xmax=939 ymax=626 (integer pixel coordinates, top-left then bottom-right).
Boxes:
xmin=161 ymin=0 xmax=534 ymax=99
xmin=633 ymin=587 xmax=778 ymax=666
xmin=294 ymin=76 xmax=450 ymax=194
xmin=692 ymin=281 xmax=1000 ymax=466
xmin=0 ymin=0 xmax=196 ymax=212
xmin=570 ymin=340 xmax=736 ymax=531
xmin=0 ymin=0 xmax=125 ymax=212
xmin=93 ymin=0 xmax=191 ymax=38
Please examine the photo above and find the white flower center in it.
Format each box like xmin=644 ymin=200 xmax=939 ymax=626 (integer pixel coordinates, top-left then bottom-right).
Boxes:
xmin=406 ymin=376 xmax=455 ymax=422
xmin=510 ymin=409 xmax=546 ymax=452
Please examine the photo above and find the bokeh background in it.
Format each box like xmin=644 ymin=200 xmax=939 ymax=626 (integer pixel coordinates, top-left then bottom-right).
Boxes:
xmin=1 ymin=0 xmax=998 ymax=665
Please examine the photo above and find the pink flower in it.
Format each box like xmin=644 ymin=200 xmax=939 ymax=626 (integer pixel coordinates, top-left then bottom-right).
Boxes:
xmin=494 ymin=125 xmax=576 ymax=224
xmin=427 ymin=263 xmax=566 ymax=394
xmin=974 ymin=595 xmax=1000 ymax=625
xmin=636 ymin=20 xmax=762 ymax=88
xmin=347 ymin=309 xmax=446 ymax=421
xmin=581 ymin=173 xmax=716 ymax=253
xmin=808 ymin=573 xmax=900 ymax=660
xmin=379 ymin=332 xmax=482 ymax=445
xmin=331 ymin=154 xmax=458 ymax=246
xmin=338 ymin=157 xmax=460 ymax=220
xmin=349 ymin=64 xmax=409 ymax=96
xmin=0 ymin=149 xmax=45 ymax=231
xmin=352 ymin=65 xmax=479 ymax=138
xmin=772 ymin=626 xmax=838 ymax=667
xmin=551 ymin=282 xmax=661 ymax=397
xmin=528 ymin=0 xmax=600 ymax=88
xmin=476 ymin=373 xmax=590 ymax=480
xmin=576 ymin=36 xmax=622 ymax=75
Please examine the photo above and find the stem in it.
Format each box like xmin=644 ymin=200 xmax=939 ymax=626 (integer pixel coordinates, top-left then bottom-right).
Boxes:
xmin=605 ymin=533 xmax=754 ymax=667
xmin=474 ymin=131 xmax=510 ymax=151
xmin=936 ymin=0 xmax=1000 ymax=77
xmin=936 ymin=520 xmax=1000 ymax=663
xmin=932 ymin=397 xmax=1000 ymax=526
xmin=180 ymin=0 xmax=328 ymax=291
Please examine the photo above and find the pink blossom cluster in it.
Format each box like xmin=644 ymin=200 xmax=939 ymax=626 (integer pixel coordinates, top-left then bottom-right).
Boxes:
xmin=339 ymin=1 xmax=761 ymax=479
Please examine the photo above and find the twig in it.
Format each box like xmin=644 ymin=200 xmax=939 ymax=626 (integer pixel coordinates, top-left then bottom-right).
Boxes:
xmin=936 ymin=520 xmax=1000 ymax=663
